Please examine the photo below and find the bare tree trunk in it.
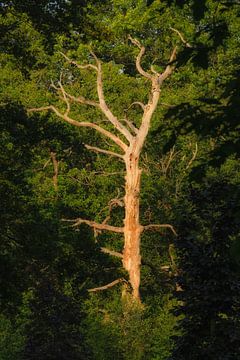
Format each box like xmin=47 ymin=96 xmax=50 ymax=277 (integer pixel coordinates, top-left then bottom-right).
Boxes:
xmin=28 ymin=33 xmax=181 ymax=300
xmin=123 ymin=150 xmax=142 ymax=300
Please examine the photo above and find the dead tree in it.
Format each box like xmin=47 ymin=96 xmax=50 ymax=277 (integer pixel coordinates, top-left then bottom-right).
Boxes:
xmin=29 ymin=37 xmax=178 ymax=301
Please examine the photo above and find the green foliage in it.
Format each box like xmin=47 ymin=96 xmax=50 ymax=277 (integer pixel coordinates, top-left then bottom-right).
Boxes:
xmin=83 ymin=293 xmax=180 ymax=360
xmin=0 ymin=314 xmax=25 ymax=360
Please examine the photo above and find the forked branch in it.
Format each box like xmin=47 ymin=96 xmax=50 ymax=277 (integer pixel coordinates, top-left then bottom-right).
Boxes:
xmin=60 ymin=51 xmax=133 ymax=143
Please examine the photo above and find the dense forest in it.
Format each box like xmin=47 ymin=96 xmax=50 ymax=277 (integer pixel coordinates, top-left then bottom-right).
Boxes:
xmin=0 ymin=1 xmax=240 ymax=359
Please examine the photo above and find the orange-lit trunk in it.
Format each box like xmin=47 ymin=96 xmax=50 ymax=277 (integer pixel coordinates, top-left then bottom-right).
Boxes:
xmin=123 ymin=151 xmax=142 ymax=300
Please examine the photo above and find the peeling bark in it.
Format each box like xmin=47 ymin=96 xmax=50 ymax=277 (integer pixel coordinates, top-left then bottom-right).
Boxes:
xmin=123 ymin=151 xmax=142 ymax=300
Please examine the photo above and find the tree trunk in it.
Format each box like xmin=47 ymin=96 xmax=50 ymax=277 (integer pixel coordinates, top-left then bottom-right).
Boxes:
xmin=28 ymin=37 xmax=177 ymax=300
xmin=123 ymin=150 xmax=142 ymax=300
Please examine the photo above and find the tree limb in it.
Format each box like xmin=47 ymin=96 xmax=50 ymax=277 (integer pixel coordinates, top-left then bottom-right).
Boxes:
xmin=27 ymin=106 xmax=128 ymax=151
xmin=94 ymin=56 xmax=133 ymax=142
xmin=158 ymin=46 xmax=177 ymax=85
xmin=59 ymin=52 xmax=98 ymax=71
xmin=128 ymin=35 xmax=152 ymax=80
xmin=88 ymin=278 xmax=125 ymax=292
xmin=56 ymin=82 xmax=100 ymax=108
xmin=84 ymin=144 xmax=124 ymax=160
xmin=62 ymin=217 xmax=124 ymax=233
xmin=100 ymin=247 xmax=123 ymax=258
xmin=126 ymin=101 xmax=145 ymax=112
xmin=122 ymin=118 xmax=139 ymax=135
xmin=60 ymin=51 xmax=133 ymax=143
xmin=143 ymin=224 xmax=177 ymax=236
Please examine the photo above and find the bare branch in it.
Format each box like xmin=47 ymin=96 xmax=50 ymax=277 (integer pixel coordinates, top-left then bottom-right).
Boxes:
xmin=65 ymin=93 xmax=99 ymax=108
xmin=100 ymin=247 xmax=123 ymax=258
xmin=126 ymin=101 xmax=145 ymax=112
xmin=160 ymin=265 xmax=171 ymax=272
xmin=59 ymin=52 xmax=98 ymax=71
xmin=170 ymin=27 xmax=192 ymax=48
xmin=186 ymin=143 xmax=198 ymax=170
xmin=94 ymin=57 xmax=133 ymax=143
xmin=128 ymin=35 xmax=152 ymax=80
xmin=28 ymin=106 xmax=128 ymax=151
xmin=43 ymin=158 xmax=51 ymax=169
xmin=85 ymin=144 xmax=124 ymax=160
xmin=108 ymin=196 xmax=124 ymax=210
xmin=93 ymin=171 xmax=125 ymax=177
xmin=122 ymin=118 xmax=139 ymax=135
xmin=160 ymin=146 xmax=179 ymax=175
xmin=88 ymin=278 xmax=125 ymax=292
xmin=60 ymin=51 xmax=132 ymax=142
xmin=143 ymin=224 xmax=177 ymax=236
xmin=51 ymin=77 xmax=99 ymax=108
xmin=158 ymin=46 xmax=177 ymax=84
xmin=122 ymin=102 xmax=145 ymax=135
xmin=62 ymin=217 xmax=124 ymax=233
